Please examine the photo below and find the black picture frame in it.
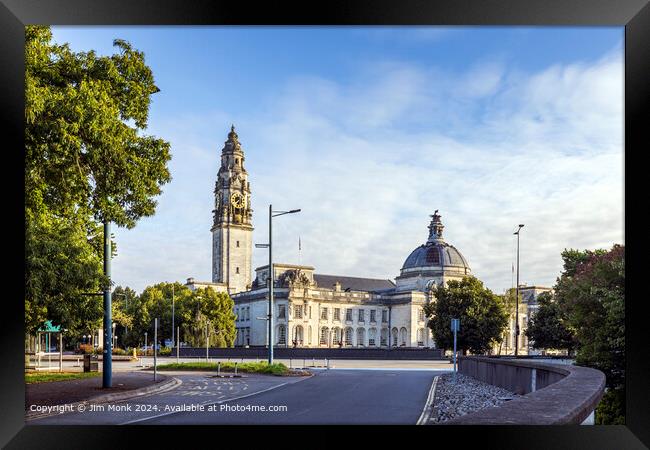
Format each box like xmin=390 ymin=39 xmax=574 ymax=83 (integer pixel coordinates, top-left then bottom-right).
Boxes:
xmin=2 ymin=0 xmax=648 ymax=448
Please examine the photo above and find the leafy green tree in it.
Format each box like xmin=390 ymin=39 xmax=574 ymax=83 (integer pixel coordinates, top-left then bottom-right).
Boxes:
xmin=553 ymin=245 xmax=625 ymax=424
xmin=179 ymin=288 xmax=236 ymax=348
xmin=555 ymin=245 xmax=625 ymax=387
xmin=425 ymin=276 xmax=508 ymax=355
xmin=525 ymin=291 xmax=575 ymax=353
xmin=25 ymin=25 xmax=171 ymax=335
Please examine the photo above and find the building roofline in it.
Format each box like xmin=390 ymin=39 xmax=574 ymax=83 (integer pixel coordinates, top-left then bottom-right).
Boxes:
xmin=255 ymin=263 xmax=316 ymax=271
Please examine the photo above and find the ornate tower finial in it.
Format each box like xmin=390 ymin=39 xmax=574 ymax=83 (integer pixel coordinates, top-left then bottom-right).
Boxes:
xmin=427 ymin=210 xmax=444 ymax=242
xmin=227 ymin=124 xmax=239 ymax=143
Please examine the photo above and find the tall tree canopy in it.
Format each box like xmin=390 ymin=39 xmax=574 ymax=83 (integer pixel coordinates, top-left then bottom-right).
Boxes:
xmin=112 ymin=284 xmax=236 ymax=349
xmin=425 ymin=276 xmax=508 ymax=355
xmin=25 ymin=26 xmax=171 ymax=334
xmin=525 ymin=291 xmax=575 ymax=353
xmin=553 ymin=245 xmax=625 ymax=424
xmin=555 ymin=245 xmax=624 ymax=388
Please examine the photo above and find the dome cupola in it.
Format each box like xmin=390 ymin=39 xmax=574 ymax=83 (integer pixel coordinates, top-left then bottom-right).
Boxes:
xmin=395 ymin=211 xmax=471 ymax=291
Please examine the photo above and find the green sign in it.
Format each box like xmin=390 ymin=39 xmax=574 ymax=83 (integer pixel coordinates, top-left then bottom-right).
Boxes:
xmin=38 ymin=320 xmax=61 ymax=332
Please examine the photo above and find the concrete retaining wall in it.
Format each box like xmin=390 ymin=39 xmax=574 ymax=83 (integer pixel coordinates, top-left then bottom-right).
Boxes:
xmin=177 ymin=347 xmax=445 ymax=360
xmin=444 ymin=356 xmax=605 ymax=425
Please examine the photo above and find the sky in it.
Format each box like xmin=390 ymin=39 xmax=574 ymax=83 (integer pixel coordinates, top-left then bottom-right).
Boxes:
xmin=50 ymin=26 xmax=624 ymax=295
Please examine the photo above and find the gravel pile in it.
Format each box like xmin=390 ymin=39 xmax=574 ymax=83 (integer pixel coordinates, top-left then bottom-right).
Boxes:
xmin=431 ymin=372 xmax=520 ymax=423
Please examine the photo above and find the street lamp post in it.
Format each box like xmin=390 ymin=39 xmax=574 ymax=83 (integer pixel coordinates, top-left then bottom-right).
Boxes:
xmin=171 ymin=285 xmax=175 ymax=351
xmin=514 ymin=224 xmax=524 ymax=357
xmin=103 ymin=221 xmax=112 ymax=388
xmin=255 ymin=204 xmax=301 ymax=365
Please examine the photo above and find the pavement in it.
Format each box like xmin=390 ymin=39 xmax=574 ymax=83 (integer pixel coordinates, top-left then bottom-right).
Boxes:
xmin=25 ymin=371 xmax=169 ymax=412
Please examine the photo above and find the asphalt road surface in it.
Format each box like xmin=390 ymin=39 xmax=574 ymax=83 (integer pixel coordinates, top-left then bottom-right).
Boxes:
xmin=30 ymin=369 xmax=443 ymax=425
xmin=143 ymin=369 xmax=439 ymax=425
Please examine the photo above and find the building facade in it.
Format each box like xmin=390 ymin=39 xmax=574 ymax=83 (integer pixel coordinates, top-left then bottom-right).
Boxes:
xmin=495 ymin=285 xmax=554 ymax=356
xmin=188 ymin=127 xmax=474 ymax=348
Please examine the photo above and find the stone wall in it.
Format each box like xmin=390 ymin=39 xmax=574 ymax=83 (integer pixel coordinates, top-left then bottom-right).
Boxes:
xmin=445 ymin=356 xmax=605 ymax=424
xmin=178 ymin=347 xmax=445 ymax=360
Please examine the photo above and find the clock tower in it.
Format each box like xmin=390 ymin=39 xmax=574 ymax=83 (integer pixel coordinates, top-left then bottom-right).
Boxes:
xmin=211 ymin=125 xmax=253 ymax=294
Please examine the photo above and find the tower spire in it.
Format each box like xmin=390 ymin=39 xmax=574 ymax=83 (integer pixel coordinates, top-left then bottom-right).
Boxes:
xmin=427 ymin=210 xmax=444 ymax=242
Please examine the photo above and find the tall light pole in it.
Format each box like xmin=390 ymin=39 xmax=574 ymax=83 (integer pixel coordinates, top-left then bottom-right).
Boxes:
xmin=171 ymin=284 xmax=175 ymax=349
xmin=513 ymin=224 xmax=524 ymax=357
xmin=103 ymin=221 xmax=112 ymax=388
xmin=255 ymin=204 xmax=301 ymax=365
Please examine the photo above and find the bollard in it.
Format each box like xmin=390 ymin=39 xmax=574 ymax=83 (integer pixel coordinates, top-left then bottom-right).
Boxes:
xmin=217 ymin=361 xmax=221 ymax=377
xmin=326 ymin=358 xmax=329 ymax=370
xmin=312 ymin=357 xmax=315 ymax=368
xmin=303 ymin=358 xmax=306 ymax=369
xmin=235 ymin=362 xmax=238 ymax=376
xmin=290 ymin=358 xmax=292 ymax=369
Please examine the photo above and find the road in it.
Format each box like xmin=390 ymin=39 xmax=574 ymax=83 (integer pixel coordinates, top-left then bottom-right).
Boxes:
xmin=146 ymin=369 xmax=441 ymax=425
xmin=29 ymin=368 xmax=448 ymax=425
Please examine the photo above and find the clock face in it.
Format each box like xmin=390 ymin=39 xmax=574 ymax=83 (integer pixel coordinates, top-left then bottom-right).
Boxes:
xmin=230 ymin=192 xmax=245 ymax=209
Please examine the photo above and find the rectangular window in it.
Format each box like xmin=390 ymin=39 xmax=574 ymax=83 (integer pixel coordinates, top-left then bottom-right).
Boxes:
xmin=418 ymin=308 xmax=425 ymax=322
xmin=278 ymin=304 xmax=286 ymax=319
xmin=345 ymin=308 xmax=353 ymax=322
xmin=358 ymin=309 xmax=365 ymax=323
xmin=370 ymin=310 xmax=376 ymax=323
xmin=382 ymin=310 xmax=388 ymax=323
xmin=321 ymin=307 xmax=328 ymax=320
xmin=333 ymin=308 xmax=341 ymax=321
xmin=320 ymin=328 xmax=328 ymax=345
xmin=309 ymin=305 xmax=312 ymax=319
xmin=295 ymin=305 xmax=303 ymax=319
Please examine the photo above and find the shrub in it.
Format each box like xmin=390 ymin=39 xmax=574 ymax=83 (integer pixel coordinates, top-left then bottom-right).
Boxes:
xmin=77 ymin=344 xmax=94 ymax=354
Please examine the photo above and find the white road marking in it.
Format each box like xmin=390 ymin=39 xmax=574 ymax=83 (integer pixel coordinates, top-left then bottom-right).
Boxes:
xmin=416 ymin=375 xmax=439 ymax=425
xmin=119 ymin=377 xmax=311 ymax=425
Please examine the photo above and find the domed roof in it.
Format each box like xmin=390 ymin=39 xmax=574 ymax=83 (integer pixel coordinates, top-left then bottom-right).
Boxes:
xmin=402 ymin=241 xmax=470 ymax=270
xmin=400 ymin=211 xmax=470 ymax=275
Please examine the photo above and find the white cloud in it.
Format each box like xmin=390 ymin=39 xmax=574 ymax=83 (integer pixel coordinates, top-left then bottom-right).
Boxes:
xmin=110 ymin=46 xmax=623 ymax=295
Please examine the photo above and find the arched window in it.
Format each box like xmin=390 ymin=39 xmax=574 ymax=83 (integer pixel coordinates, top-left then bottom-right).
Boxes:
xmin=356 ymin=328 xmax=366 ymax=347
xmin=320 ymin=327 xmax=329 ymax=346
xmin=345 ymin=327 xmax=354 ymax=346
xmin=293 ymin=325 xmax=304 ymax=346
xmin=368 ymin=328 xmax=377 ymax=346
xmin=380 ymin=328 xmax=388 ymax=346
xmin=392 ymin=327 xmax=399 ymax=347
xmin=400 ymin=327 xmax=408 ymax=346
xmin=417 ymin=328 xmax=426 ymax=347
xmin=308 ymin=326 xmax=312 ymax=345
xmin=332 ymin=327 xmax=342 ymax=346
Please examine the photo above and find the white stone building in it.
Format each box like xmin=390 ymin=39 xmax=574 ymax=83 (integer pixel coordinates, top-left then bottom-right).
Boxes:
xmin=188 ymin=127 xmax=473 ymax=348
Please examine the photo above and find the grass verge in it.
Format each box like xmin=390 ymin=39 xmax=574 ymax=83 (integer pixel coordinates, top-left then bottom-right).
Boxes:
xmin=25 ymin=372 xmax=101 ymax=384
xmin=155 ymin=361 xmax=290 ymax=376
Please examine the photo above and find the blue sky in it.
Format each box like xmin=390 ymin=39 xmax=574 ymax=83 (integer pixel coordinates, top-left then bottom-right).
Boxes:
xmin=51 ymin=26 xmax=624 ymax=294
